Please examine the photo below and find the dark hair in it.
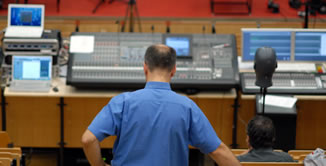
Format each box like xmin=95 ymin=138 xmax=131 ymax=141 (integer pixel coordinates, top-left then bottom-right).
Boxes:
xmin=144 ymin=45 xmax=176 ymax=72
xmin=247 ymin=115 xmax=275 ymax=149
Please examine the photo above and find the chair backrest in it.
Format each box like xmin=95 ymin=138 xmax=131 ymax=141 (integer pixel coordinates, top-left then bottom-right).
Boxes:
xmin=232 ymin=149 xmax=284 ymax=156
xmin=288 ymin=150 xmax=314 ymax=156
xmin=0 ymin=148 xmax=21 ymax=155
xmin=231 ymin=149 xmax=248 ymax=155
xmin=288 ymin=150 xmax=314 ymax=161
xmin=0 ymin=158 xmax=12 ymax=166
xmin=0 ymin=132 xmax=12 ymax=148
xmin=241 ymin=162 xmax=304 ymax=166
xmin=0 ymin=152 xmax=20 ymax=166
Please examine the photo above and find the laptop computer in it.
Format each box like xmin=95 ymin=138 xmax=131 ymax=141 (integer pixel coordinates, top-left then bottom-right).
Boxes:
xmin=10 ymin=56 xmax=52 ymax=92
xmin=5 ymin=4 xmax=44 ymax=38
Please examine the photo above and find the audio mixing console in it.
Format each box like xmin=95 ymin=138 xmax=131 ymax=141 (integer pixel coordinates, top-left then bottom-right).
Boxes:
xmin=67 ymin=32 xmax=239 ymax=92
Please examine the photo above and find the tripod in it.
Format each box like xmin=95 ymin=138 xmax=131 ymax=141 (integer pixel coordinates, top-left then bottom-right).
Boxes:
xmin=122 ymin=0 xmax=141 ymax=32
xmin=93 ymin=0 xmax=114 ymax=13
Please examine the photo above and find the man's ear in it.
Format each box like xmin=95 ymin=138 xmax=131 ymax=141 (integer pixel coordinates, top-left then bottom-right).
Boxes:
xmin=143 ymin=62 xmax=148 ymax=75
xmin=171 ymin=65 xmax=176 ymax=77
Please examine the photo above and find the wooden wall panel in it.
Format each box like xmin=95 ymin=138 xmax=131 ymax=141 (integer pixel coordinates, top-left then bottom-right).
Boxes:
xmin=259 ymin=21 xmax=302 ymax=28
xmin=194 ymin=98 xmax=234 ymax=147
xmin=214 ymin=21 xmax=257 ymax=56
xmin=6 ymin=97 xmax=60 ymax=147
xmin=0 ymin=89 xmax=2 ymax=131
xmin=63 ymin=98 xmax=114 ymax=148
xmin=169 ymin=21 xmax=212 ymax=34
xmin=79 ymin=20 xmax=119 ymax=33
xmin=45 ymin=20 xmax=76 ymax=38
xmin=296 ymin=100 xmax=326 ymax=149
xmin=236 ymin=98 xmax=255 ymax=149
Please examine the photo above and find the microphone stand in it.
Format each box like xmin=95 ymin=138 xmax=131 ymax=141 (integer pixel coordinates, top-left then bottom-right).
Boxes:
xmin=260 ymin=87 xmax=267 ymax=115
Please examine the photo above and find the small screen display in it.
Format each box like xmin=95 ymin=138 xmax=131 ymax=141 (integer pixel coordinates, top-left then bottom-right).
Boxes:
xmin=165 ymin=37 xmax=191 ymax=57
xmin=13 ymin=56 xmax=51 ymax=81
xmin=10 ymin=7 xmax=42 ymax=26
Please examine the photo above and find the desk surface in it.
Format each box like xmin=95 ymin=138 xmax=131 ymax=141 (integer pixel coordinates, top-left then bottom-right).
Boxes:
xmin=241 ymin=94 xmax=326 ymax=100
xmin=4 ymin=78 xmax=237 ymax=99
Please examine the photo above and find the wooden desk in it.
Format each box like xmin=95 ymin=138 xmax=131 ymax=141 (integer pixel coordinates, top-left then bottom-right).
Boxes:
xmin=3 ymin=78 xmax=237 ymax=149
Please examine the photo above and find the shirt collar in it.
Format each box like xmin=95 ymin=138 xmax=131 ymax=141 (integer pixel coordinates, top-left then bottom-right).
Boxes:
xmin=145 ymin=81 xmax=171 ymax=90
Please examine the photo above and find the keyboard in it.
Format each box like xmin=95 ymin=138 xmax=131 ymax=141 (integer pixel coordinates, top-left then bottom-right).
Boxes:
xmin=5 ymin=28 xmax=43 ymax=38
xmin=240 ymin=72 xmax=326 ymax=94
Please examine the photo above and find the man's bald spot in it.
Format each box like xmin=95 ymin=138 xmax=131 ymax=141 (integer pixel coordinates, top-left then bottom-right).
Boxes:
xmin=155 ymin=44 xmax=170 ymax=53
xmin=144 ymin=44 xmax=176 ymax=72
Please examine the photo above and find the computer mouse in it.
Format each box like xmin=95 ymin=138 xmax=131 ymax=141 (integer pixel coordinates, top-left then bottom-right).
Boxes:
xmin=53 ymin=87 xmax=59 ymax=92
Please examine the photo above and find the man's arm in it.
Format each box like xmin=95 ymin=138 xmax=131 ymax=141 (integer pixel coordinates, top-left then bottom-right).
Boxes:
xmin=208 ymin=142 xmax=241 ymax=166
xmin=81 ymin=129 xmax=109 ymax=166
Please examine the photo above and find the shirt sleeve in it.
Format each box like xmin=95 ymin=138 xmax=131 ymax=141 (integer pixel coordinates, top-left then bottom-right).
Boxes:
xmin=88 ymin=94 xmax=125 ymax=141
xmin=189 ymin=101 xmax=221 ymax=154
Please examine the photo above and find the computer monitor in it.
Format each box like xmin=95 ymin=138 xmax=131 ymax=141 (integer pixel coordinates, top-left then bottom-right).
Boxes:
xmin=11 ymin=56 xmax=52 ymax=92
xmin=12 ymin=56 xmax=52 ymax=81
xmin=163 ymin=34 xmax=192 ymax=59
xmin=294 ymin=30 xmax=326 ymax=61
xmin=242 ymin=29 xmax=292 ymax=61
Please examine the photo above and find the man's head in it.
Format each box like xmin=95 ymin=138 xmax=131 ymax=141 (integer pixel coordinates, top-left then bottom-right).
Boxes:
xmin=246 ymin=115 xmax=275 ymax=149
xmin=144 ymin=44 xmax=177 ymax=82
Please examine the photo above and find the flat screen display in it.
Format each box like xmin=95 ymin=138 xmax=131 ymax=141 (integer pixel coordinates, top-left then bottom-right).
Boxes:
xmin=13 ymin=56 xmax=52 ymax=81
xmin=295 ymin=32 xmax=326 ymax=61
xmin=165 ymin=36 xmax=192 ymax=58
xmin=242 ymin=30 xmax=292 ymax=61
xmin=10 ymin=7 xmax=42 ymax=26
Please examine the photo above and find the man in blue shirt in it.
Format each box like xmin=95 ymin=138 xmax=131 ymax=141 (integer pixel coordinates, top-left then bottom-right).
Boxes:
xmin=82 ymin=44 xmax=240 ymax=166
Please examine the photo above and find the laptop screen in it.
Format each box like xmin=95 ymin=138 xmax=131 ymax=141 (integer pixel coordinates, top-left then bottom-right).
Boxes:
xmin=8 ymin=4 xmax=44 ymax=27
xmin=12 ymin=56 xmax=52 ymax=81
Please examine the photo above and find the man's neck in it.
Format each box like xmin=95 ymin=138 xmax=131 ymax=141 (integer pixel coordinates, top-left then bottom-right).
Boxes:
xmin=146 ymin=71 xmax=172 ymax=83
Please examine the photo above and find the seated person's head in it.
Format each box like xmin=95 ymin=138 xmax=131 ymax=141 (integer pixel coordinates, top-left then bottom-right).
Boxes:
xmin=246 ymin=115 xmax=275 ymax=149
xmin=144 ymin=44 xmax=176 ymax=80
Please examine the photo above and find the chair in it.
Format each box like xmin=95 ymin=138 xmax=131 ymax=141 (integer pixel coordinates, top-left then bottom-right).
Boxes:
xmin=0 ymin=152 xmax=20 ymax=166
xmin=0 ymin=132 xmax=13 ymax=148
xmin=210 ymin=0 xmax=252 ymax=15
xmin=0 ymin=158 xmax=12 ymax=166
xmin=231 ymin=149 xmax=248 ymax=156
xmin=0 ymin=148 xmax=21 ymax=155
xmin=232 ymin=149 xmax=284 ymax=156
xmin=287 ymin=150 xmax=314 ymax=161
xmin=241 ymin=162 xmax=304 ymax=166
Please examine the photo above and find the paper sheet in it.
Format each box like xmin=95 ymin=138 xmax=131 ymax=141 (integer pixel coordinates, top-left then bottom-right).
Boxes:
xmin=259 ymin=95 xmax=297 ymax=108
xmin=70 ymin=36 xmax=95 ymax=53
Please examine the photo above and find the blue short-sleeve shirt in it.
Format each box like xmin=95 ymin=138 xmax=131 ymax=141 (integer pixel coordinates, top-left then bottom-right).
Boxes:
xmin=88 ymin=81 xmax=221 ymax=166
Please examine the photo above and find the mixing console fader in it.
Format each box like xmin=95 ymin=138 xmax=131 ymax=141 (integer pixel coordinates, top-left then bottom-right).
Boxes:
xmin=67 ymin=32 xmax=239 ymax=92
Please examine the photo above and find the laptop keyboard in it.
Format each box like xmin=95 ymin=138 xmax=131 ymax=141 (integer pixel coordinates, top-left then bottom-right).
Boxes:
xmin=5 ymin=28 xmax=42 ymax=38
